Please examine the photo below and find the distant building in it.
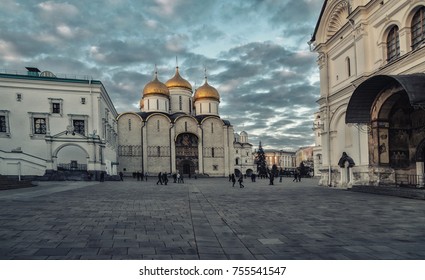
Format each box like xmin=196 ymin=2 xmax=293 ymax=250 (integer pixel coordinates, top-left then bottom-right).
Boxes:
xmin=311 ymin=1 xmax=425 ymax=187
xmin=233 ymin=131 xmax=255 ymax=176
xmin=264 ymin=150 xmax=296 ymax=170
xmin=0 ymin=67 xmax=118 ymax=179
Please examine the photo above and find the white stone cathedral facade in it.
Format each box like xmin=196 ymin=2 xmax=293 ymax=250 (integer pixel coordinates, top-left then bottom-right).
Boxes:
xmin=311 ymin=0 xmax=425 ymax=188
xmin=117 ymin=67 xmax=238 ymax=177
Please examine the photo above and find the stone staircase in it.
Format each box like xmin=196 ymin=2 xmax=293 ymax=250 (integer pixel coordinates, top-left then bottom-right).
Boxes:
xmin=0 ymin=175 xmax=35 ymax=190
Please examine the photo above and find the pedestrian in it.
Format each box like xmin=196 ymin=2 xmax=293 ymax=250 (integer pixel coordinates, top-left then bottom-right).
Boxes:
xmin=156 ymin=172 xmax=163 ymax=185
xmin=231 ymin=174 xmax=236 ymax=187
xmin=100 ymin=171 xmax=105 ymax=182
xmin=229 ymin=174 xmax=232 ymax=182
xmin=293 ymin=171 xmax=298 ymax=182
xmin=297 ymin=169 xmax=302 ymax=182
xmin=238 ymin=175 xmax=245 ymax=188
xmin=177 ymin=172 xmax=181 ymax=183
xmin=119 ymin=171 xmax=124 ymax=181
xmin=162 ymin=172 xmax=168 ymax=185
xmin=180 ymin=174 xmax=185 ymax=183
xmin=173 ymin=173 xmax=177 ymax=183
xmin=140 ymin=171 xmax=144 ymax=181
xmin=269 ymin=173 xmax=274 ymax=185
xmin=145 ymin=172 xmax=148 ymax=181
xmin=136 ymin=171 xmax=140 ymax=181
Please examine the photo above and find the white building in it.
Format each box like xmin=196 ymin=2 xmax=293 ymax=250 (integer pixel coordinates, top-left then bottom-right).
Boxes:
xmin=117 ymin=67 xmax=237 ymax=177
xmin=233 ymin=131 xmax=255 ymax=176
xmin=264 ymin=150 xmax=296 ymax=170
xmin=0 ymin=67 xmax=118 ymax=180
xmin=311 ymin=0 xmax=425 ymax=188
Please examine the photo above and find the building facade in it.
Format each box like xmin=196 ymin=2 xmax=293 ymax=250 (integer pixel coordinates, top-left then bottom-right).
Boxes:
xmin=311 ymin=0 xmax=425 ymax=187
xmin=264 ymin=150 xmax=296 ymax=170
xmin=117 ymin=67 xmax=237 ymax=177
xmin=234 ymin=131 xmax=255 ymax=176
xmin=0 ymin=67 xmax=118 ymax=179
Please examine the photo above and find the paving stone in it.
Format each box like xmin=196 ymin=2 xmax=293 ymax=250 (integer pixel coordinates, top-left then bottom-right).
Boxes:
xmin=2 ymin=178 xmax=425 ymax=260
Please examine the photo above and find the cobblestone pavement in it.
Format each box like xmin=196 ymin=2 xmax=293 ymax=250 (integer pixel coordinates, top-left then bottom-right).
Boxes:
xmin=0 ymin=177 xmax=425 ymax=260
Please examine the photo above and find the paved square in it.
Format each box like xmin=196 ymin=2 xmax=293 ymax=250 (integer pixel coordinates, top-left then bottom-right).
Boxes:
xmin=0 ymin=177 xmax=425 ymax=260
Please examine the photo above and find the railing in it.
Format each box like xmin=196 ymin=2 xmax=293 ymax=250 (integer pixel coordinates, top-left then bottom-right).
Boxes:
xmin=0 ymin=69 xmax=93 ymax=81
xmin=57 ymin=163 xmax=87 ymax=171
xmin=395 ymin=174 xmax=424 ymax=188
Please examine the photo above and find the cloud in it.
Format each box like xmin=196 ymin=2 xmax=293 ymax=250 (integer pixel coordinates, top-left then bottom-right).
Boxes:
xmin=1 ymin=0 xmax=323 ymax=150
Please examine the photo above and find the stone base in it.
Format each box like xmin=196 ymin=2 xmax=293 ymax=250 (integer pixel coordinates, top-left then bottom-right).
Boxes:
xmin=351 ymin=185 xmax=425 ymax=200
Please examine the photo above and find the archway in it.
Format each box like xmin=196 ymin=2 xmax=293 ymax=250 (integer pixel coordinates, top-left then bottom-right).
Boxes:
xmin=55 ymin=144 xmax=89 ymax=171
xmin=175 ymin=133 xmax=198 ymax=176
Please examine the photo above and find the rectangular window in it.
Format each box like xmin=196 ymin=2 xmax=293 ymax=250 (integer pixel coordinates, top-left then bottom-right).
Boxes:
xmin=16 ymin=93 xmax=22 ymax=101
xmin=209 ymin=103 xmax=211 ymax=113
xmin=189 ymin=100 xmax=192 ymax=114
xmin=179 ymin=96 xmax=182 ymax=110
xmin=157 ymin=120 xmax=160 ymax=132
xmin=0 ymin=116 xmax=6 ymax=132
xmin=185 ymin=121 xmax=187 ymax=132
xmin=211 ymin=123 xmax=214 ymax=133
xmin=34 ymin=118 xmax=47 ymax=134
xmin=212 ymin=147 xmax=215 ymax=158
xmin=128 ymin=119 xmax=132 ymax=131
xmin=213 ymin=165 xmax=218 ymax=171
xmin=157 ymin=99 xmax=159 ymax=110
xmin=52 ymin=103 xmax=61 ymax=114
xmin=73 ymin=120 xmax=85 ymax=135
xmin=81 ymin=97 xmax=86 ymax=104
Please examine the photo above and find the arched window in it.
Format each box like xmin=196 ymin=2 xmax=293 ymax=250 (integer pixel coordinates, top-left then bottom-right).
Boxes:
xmin=236 ymin=158 xmax=239 ymax=165
xmin=387 ymin=26 xmax=400 ymax=62
xmin=179 ymin=96 xmax=182 ymax=110
xmin=412 ymin=7 xmax=425 ymax=50
xmin=346 ymin=57 xmax=351 ymax=77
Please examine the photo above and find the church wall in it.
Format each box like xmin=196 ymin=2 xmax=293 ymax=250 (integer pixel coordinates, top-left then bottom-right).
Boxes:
xmin=313 ymin=0 xmax=425 ymax=188
xmin=174 ymin=116 xmax=198 ymax=136
xmin=117 ymin=113 xmax=143 ymax=175
xmin=145 ymin=114 xmax=172 ymax=173
xmin=202 ymin=117 xmax=226 ymax=176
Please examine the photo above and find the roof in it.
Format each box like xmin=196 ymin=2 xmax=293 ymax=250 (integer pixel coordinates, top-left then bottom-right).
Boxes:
xmin=346 ymin=74 xmax=425 ymax=123
xmin=134 ymin=112 xmax=232 ymax=126
xmin=310 ymin=0 xmax=328 ymax=42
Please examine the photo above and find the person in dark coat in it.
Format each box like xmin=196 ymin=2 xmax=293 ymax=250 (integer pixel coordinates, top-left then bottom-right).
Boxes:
xmin=238 ymin=175 xmax=245 ymax=188
xmin=269 ymin=173 xmax=274 ymax=185
xmin=162 ymin=172 xmax=168 ymax=185
xmin=119 ymin=171 xmax=124 ymax=181
xmin=231 ymin=174 xmax=236 ymax=187
xmin=156 ymin=172 xmax=163 ymax=185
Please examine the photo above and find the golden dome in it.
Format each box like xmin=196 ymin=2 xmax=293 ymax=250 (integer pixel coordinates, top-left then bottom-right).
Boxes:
xmin=194 ymin=78 xmax=220 ymax=102
xmin=142 ymin=72 xmax=170 ymax=97
xmin=165 ymin=67 xmax=192 ymax=91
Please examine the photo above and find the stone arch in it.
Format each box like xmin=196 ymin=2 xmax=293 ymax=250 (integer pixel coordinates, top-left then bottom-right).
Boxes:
xmin=326 ymin=0 xmax=350 ymax=40
xmin=53 ymin=143 xmax=89 ymax=159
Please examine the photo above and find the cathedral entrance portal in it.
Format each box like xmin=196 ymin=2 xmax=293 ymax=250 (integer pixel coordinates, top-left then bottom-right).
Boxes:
xmin=176 ymin=133 xmax=199 ymax=176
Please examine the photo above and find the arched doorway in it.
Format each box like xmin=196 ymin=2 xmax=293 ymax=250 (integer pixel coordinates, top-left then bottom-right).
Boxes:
xmin=55 ymin=144 xmax=89 ymax=171
xmin=175 ymin=133 xmax=198 ymax=176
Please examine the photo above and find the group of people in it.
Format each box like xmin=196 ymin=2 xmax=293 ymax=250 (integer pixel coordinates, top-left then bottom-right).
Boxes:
xmin=230 ymin=174 xmax=245 ymax=188
xmin=156 ymin=172 xmax=185 ymax=185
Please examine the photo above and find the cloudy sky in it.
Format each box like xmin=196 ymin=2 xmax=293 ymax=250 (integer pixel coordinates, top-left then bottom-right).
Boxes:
xmin=0 ymin=0 xmax=323 ymax=151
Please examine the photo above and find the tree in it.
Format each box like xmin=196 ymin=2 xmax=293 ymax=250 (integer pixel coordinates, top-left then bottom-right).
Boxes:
xmin=255 ymin=141 xmax=268 ymax=177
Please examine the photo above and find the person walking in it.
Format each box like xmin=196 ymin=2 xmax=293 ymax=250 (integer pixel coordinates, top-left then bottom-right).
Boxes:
xmin=293 ymin=170 xmax=298 ymax=182
xmin=162 ymin=172 xmax=168 ymax=185
xmin=238 ymin=175 xmax=245 ymax=188
xmin=269 ymin=173 xmax=274 ymax=185
xmin=231 ymin=174 xmax=236 ymax=187
xmin=177 ymin=172 xmax=181 ymax=183
xmin=119 ymin=171 xmax=123 ymax=181
xmin=145 ymin=172 xmax=148 ymax=181
xmin=180 ymin=173 xmax=185 ymax=183
xmin=156 ymin=172 xmax=163 ymax=185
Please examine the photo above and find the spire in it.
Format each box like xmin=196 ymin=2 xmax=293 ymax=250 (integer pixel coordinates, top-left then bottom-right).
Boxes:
xmin=204 ymin=67 xmax=208 ymax=83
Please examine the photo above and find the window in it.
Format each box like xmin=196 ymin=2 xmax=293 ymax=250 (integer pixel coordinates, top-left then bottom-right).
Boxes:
xmin=157 ymin=120 xmax=160 ymax=132
xmin=236 ymin=158 xmax=239 ymax=165
xmin=81 ymin=97 xmax=86 ymax=104
xmin=412 ymin=7 xmax=425 ymax=50
xmin=387 ymin=26 xmax=400 ymax=61
xmin=211 ymin=123 xmax=214 ymax=133
xmin=128 ymin=119 xmax=131 ymax=131
xmin=189 ymin=100 xmax=192 ymax=114
xmin=179 ymin=96 xmax=182 ymax=110
xmin=157 ymin=146 xmax=161 ymax=157
xmin=212 ymin=148 xmax=215 ymax=158
xmin=68 ymin=114 xmax=88 ymax=136
xmin=209 ymin=103 xmax=211 ymax=113
xmin=16 ymin=93 xmax=22 ymax=101
xmin=34 ymin=118 xmax=47 ymax=134
xmin=29 ymin=112 xmax=49 ymax=137
xmin=156 ymin=99 xmax=159 ymax=110
xmin=346 ymin=57 xmax=351 ymax=77
xmin=73 ymin=120 xmax=85 ymax=135
xmin=185 ymin=121 xmax=187 ymax=132
xmin=213 ymin=165 xmax=218 ymax=171
xmin=49 ymin=98 xmax=63 ymax=115
xmin=0 ymin=116 xmax=6 ymax=132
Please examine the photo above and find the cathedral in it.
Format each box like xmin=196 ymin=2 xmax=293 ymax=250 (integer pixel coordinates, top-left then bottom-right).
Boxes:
xmin=117 ymin=67 xmax=237 ymax=177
